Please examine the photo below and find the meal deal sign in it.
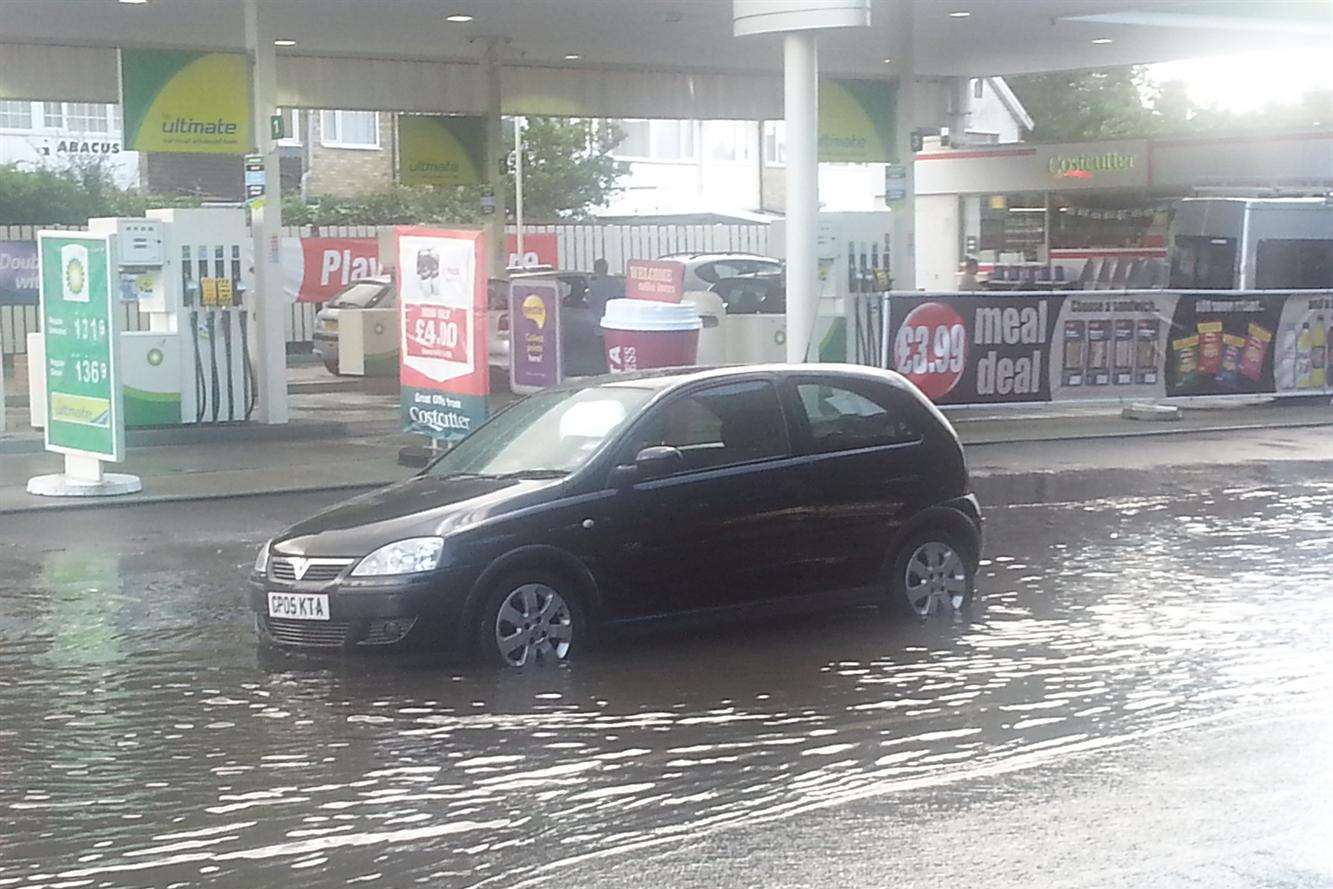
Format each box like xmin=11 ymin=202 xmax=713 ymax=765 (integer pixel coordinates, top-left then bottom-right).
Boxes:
xmin=626 ymin=259 xmax=685 ymax=302
xmin=38 ymin=232 xmax=124 ymax=460
xmin=398 ymin=115 xmax=487 ymax=187
xmin=120 ymin=49 xmax=251 ymax=154
xmin=883 ymin=289 xmax=1329 ymax=405
xmin=396 ymin=227 xmax=488 ymax=441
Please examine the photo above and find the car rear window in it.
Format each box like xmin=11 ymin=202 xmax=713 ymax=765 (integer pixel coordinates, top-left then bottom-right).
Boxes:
xmin=329 ymin=282 xmax=390 ymax=308
xmin=795 ymin=382 xmax=921 ymax=452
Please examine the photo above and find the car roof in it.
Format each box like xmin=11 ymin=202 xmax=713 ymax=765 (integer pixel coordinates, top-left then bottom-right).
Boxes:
xmin=658 ymin=252 xmax=780 ymax=263
xmin=566 ymin=363 xmax=917 ymax=394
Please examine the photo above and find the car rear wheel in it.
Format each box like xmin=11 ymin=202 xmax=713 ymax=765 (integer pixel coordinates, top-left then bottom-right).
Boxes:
xmin=477 ymin=572 xmax=584 ymax=667
xmin=888 ymin=532 xmax=975 ymax=618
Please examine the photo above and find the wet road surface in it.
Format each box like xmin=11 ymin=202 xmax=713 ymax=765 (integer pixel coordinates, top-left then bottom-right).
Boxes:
xmin=2 ymin=443 xmax=1332 ymax=888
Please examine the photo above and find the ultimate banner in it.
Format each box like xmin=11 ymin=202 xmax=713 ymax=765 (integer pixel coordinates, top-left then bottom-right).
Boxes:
xmin=882 ymin=289 xmax=1333 ymax=405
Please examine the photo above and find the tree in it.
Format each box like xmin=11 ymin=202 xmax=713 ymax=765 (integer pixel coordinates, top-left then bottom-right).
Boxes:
xmin=0 ymin=160 xmax=192 ymax=225
xmin=505 ymin=118 xmax=627 ymax=220
xmin=1007 ymin=67 xmax=1158 ymax=142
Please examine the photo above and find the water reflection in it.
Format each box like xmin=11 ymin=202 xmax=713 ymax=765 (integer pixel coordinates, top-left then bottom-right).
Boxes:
xmin=1 ymin=474 xmax=1331 ymax=888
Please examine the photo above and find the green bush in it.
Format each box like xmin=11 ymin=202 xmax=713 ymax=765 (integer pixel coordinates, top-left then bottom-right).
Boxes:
xmin=0 ymin=161 xmax=197 ymax=225
xmin=282 ymin=185 xmax=484 ymax=228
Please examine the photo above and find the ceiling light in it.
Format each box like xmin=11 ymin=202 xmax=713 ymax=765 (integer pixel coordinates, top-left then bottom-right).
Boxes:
xmin=445 ymin=14 xmax=474 ymax=23
xmin=947 ymin=10 xmax=971 ymax=17
xmin=564 ymin=53 xmax=582 ymax=60
xmin=118 ymin=0 xmax=149 ymax=4
xmin=882 ymin=57 xmax=892 ymax=63
xmin=1091 ymin=37 xmax=1113 ymax=44
xmin=274 ymin=39 xmax=297 ymax=46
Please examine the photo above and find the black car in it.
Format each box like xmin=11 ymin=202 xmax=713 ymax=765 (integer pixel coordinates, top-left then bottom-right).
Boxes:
xmin=251 ymin=365 xmax=981 ymax=666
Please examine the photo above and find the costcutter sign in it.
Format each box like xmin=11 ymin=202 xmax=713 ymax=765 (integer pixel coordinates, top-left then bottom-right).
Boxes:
xmin=396 ymin=227 xmax=489 ymax=441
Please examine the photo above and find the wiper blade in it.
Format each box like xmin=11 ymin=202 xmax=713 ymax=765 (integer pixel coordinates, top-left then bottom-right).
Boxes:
xmin=492 ymin=469 xmax=570 ymax=480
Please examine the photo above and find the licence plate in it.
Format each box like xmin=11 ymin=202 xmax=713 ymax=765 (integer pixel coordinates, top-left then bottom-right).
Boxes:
xmin=267 ymin=592 xmax=330 ymax=621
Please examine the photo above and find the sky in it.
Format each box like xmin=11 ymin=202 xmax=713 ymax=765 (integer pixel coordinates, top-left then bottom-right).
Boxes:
xmin=1146 ymin=48 xmax=1333 ymax=113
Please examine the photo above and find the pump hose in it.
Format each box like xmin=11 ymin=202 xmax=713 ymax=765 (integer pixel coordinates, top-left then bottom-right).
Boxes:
xmin=191 ymin=309 xmax=206 ymax=423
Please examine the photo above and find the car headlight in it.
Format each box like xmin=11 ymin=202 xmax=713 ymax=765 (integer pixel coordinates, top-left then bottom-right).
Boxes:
xmin=350 ymin=537 xmax=444 ymax=577
xmin=254 ymin=540 xmax=272 ymax=574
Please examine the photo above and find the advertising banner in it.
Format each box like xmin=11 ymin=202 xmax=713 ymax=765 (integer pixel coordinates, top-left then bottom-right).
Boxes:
xmin=0 ymin=241 xmax=39 ymax=306
xmin=38 ymin=232 xmax=124 ymax=460
xmin=884 ymin=289 xmax=1333 ymax=405
xmin=120 ymin=49 xmax=251 ymax=154
xmin=281 ymin=237 xmax=385 ymax=303
xmin=398 ymin=115 xmax=488 ymax=187
xmin=508 ymin=278 xmax=562 ymax=392
xmin=626 ymin=259 xmax=685 ymax=302
xmin=396 ymin=227 xmax=488 ymax=441
xmin=819 ymin=79 xmax=896 ymax=164
xmin=507 ymin=232 xmax=559 ymax=269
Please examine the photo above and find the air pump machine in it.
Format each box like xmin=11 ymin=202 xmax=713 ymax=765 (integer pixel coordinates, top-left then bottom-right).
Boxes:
xmin=89 ymin=208 xmax=257 ymax=426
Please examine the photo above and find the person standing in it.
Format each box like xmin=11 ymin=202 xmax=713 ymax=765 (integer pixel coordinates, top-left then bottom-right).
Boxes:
xmin=957 ymin=256 xmax=983 ymax=291
xmin=587 ymin=258 xmax=621 ymax=319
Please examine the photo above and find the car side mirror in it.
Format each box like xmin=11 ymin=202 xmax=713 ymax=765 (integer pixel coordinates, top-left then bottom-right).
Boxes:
xmin=609 ymin=445 xmax=685 ymax=487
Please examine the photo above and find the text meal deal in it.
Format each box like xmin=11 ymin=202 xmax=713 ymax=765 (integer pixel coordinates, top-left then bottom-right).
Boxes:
xmin=890 ymin=296 xmax=1059 ymax=403
xmin=395 ymin=228 xmax=488 ymax=441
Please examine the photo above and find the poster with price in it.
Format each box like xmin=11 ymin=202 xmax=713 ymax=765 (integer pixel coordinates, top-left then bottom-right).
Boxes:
xmin=888 ymin=294 xmax=1061 ymax=404
xmin=395 ymin=227 xmax=488 ymax=441
xmin=37 ymin=232 xmax=124 ymax=460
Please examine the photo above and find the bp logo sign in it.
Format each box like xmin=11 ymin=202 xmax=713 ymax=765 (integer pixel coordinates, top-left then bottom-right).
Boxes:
xmin=147 ymin=348 xmax=164 ymax=367
xmin=60 ymin=244 xmax=90 ymax=303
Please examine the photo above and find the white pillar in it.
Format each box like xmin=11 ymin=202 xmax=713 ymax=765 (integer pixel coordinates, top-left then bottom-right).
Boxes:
xmin=244 ymin=0 xmax=288 ymax=423
xmin=784 ymin=32 xmax=818 ymax=363
xmin=891 ymin=1 xmax=917 ymax=291
xmin=482 ymin=38 xmax=507 ymax=280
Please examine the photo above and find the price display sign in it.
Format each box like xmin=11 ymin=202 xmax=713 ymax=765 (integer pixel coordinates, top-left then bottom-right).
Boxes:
xmin=893 ymin=301 xmax=967 ymax=400
xmin=38 ymin=232 xmax=124 ymax=460
xmin=404 ymin=304 xmax=469 ymax=363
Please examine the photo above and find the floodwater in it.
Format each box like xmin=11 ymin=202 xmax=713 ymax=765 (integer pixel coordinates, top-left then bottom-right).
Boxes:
xmin=2 ymin=466 xmax=1331 ymax=888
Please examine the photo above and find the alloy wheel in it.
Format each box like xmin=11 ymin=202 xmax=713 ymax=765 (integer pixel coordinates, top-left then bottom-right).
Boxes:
xmin=903 ymin=541 xmax=969 ymax=617
xmin=494 ymin=583 xmax=574 ymax=667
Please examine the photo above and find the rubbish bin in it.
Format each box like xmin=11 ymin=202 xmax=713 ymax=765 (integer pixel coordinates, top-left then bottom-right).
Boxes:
xmin=600 ymin=299 xmax=702 ymax=372
xmin=685 ymin=291 xmax=727 ymax=365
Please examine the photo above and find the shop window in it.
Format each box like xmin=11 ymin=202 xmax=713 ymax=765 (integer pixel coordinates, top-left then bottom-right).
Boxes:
xmin=321 ymin=110 xmax=380 ymax=149
xmin=66 ymin=103 xmax=111 ymax=133
xmin=1256 ymin=240 xmax=1333 ymax=289
xmin=0 ymin=101 xmax=33 ymax=130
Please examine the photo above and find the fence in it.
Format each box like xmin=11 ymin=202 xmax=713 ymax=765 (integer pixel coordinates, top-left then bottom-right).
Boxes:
xmin=2 ymin=221 xmax=770 ymax=356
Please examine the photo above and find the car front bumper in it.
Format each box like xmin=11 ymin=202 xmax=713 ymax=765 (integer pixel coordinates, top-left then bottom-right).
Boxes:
xmin=248 ymin=567 xmax=479 ymax=652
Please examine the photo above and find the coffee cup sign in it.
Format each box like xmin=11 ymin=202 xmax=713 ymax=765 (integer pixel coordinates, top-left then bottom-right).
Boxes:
xmin=625 ymin=259 xmax=686 ymax=303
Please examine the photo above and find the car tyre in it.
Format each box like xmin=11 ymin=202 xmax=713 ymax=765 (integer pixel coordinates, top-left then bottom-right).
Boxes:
xmin=886 ymin=529 xmax=976 ymax=618
xmin=476 ymin=569 xmax=585 ymax=668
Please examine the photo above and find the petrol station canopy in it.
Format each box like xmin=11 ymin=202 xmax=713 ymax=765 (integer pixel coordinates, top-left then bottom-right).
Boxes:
xmin=3 ymin=0 xmax=1332 ymax=116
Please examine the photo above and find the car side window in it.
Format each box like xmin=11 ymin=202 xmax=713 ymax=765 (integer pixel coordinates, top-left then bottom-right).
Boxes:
xmin=621 ymin=381 xmax=790 ymax=473
xmin=795 ymin=382 xmax=921 ymax=453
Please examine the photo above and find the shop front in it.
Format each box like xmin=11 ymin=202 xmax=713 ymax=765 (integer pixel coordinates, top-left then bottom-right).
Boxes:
xmin=913 ymin=130 xmax=1333 ymax=291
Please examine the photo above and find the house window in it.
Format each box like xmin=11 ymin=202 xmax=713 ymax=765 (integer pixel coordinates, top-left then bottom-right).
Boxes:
xmin=0 ymin=101 xmax=34 ymax=130
xmin=321 ymin=110 xmax=380 ymax=149
xmin=276 ymin=108 xmax=302 ymax=146
xmin=763 ymin=121 xmax=786 ymax=167
xmin=612 ymin=119 xmax=695 ymax=161
xmin=43 ymin=102 xmax=64 ymax=129
xmin=705 ymin=120 xmax=754 ymax=163
xmin=66 ymin=103 xmax=110 ymax=133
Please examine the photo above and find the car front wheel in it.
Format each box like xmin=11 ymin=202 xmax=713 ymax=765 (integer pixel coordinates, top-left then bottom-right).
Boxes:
xmin=888 ymin=531 xmax=975 ymax=618
xmin=477 ymin=572 xmax=584 ymax=667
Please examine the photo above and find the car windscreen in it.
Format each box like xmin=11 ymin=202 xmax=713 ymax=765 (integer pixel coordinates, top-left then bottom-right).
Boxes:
xmin=427 ymin=385 xmax=653 ymax=478
xmin=328 ymin=282 xmax=389 ymax=308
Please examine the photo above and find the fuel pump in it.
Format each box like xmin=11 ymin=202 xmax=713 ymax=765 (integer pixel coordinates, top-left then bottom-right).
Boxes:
xmin=772 ymin=211 xmax=893 ymax=363
xmin=87 ymin=208 xmax=256 ymax=425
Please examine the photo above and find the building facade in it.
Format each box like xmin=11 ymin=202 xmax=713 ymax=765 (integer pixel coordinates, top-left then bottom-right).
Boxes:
xmin=0 ymin=99 xmax=139 ymax=188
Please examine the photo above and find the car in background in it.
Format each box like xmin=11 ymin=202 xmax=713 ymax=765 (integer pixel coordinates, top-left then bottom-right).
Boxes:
xmin=250 ymin=364 xmax=981 ymax=666
xmin=311 ymin=276 xmax=394 ymax=374
xmin=658 ymin=252 xmax=783 ymax=293
xmin=711 ymin=270 xmax=785 ymax=315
